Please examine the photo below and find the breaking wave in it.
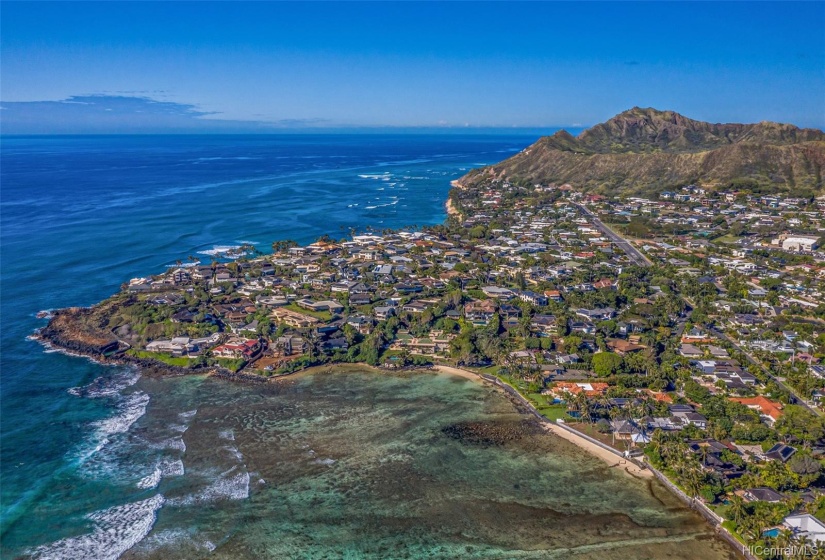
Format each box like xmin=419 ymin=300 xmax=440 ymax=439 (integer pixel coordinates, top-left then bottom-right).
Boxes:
xmin=68 ymin=369 xmax=141 ymax=399
xmin=136 ymin=459 xmax=185 ymax=490
xmin=170 ymin=466 xmax=250 ymax=505
xmin=29 ymin=495 xmax=165 ymax=560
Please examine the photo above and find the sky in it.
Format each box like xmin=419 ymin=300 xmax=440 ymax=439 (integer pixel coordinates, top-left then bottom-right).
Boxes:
xmin=1 ymin=1 xmax=824 ymax=133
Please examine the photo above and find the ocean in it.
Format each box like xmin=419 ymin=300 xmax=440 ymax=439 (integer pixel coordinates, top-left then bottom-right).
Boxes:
xmin=0 ymin=134 xmax=736 ymax=559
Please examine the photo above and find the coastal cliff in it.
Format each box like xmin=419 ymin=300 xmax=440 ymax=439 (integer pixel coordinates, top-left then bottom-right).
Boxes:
xmin=36 ymin=306 xmax=210 ymax=378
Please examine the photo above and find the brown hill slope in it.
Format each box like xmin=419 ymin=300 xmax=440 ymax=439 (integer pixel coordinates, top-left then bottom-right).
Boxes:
xmin=457 ymin=108 xmax=825 ymax=195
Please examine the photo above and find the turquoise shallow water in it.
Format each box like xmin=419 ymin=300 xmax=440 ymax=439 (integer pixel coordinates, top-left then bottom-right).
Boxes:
xmin=13 ymin=368 xmax=738 ymax=559
xmin=1 ymin=135 xmax=736 ymax=559
xmin=1 ymin=134 xmax=534 ymax=556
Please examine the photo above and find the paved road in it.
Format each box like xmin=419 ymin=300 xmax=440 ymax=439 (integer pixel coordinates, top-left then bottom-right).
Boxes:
xmin=708 ymin=325 xmax=822 ymax=416
xmin=574 ymin=203 xmax=652 ymax=267
xmin=574 ymin=210 xmax=821 ymax=416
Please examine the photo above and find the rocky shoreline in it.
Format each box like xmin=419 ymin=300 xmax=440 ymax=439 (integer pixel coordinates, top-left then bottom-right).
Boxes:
xmin=35 ymin=307 xmax=443 ymax=385
xmin=34 ymin=307 xmax=215 ymax=378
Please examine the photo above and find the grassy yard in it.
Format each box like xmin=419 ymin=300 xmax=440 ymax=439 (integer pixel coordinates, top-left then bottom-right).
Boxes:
xmin=537 ymin=404 xmax=572 ymax=421
xmin=284 ymin=303 xmax=332 ymax=321
xmin=720 ymin=521 xmax=747 ymax=545
xmin=575 ymin=422 xmax=632 ymax=453
xmin=213 ymin=357 xmax=246 ymax=372
xmin=523 ymin=392 xmax=571 ymax=421
xmin=128 ymin=350 xmax=192 ymax=368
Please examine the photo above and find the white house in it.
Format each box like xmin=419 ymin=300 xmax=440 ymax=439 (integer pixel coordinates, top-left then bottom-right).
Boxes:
xmin=783 ymin=514 xmax=825 ymax=543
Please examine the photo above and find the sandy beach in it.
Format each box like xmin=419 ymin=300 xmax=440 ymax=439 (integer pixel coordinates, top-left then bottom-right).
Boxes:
xmin=433 ymin=366 xmax=652 ymax=479
xmin=543 ymin=422 xmax=652 ymax=478
xmin=433 ymin=364 xmax=483 ymax=382
xmin=444 ymin=196 xmax=459 ymax=217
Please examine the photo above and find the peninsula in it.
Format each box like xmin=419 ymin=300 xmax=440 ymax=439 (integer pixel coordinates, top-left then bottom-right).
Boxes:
xmin=37 ymin=108 xmax=825 ymax=556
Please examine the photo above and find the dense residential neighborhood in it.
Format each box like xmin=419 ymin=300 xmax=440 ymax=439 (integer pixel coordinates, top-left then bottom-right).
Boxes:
xmin=53 ymin=176 xmax=825 ymax=557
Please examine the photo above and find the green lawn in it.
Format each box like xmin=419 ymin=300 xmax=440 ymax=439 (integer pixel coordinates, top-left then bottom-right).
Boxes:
xmin=713 ymin=234 xmax=742 ymax=244
xmin=284 ymin=303 xmax=333 ymax=321
xmin=213 ymin=357 xmax=246 ymax=372
xmin=128 ymin=350 xmax=191 ymax=368
xmin=720 ymin=521 xmax=747 ymax=545
xmin=536 ymin=404 xmax=571 ymax=421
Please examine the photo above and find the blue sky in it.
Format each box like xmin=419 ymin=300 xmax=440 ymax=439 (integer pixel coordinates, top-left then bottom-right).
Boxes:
xmin=2 ymin=1 xmax=824 ymax=133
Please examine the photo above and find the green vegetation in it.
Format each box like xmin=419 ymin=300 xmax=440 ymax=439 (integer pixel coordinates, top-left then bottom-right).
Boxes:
xmin=458 ymin=108 xmax=825 ymax=195
xmin=127 ymin=349 xmax=191 ymax=368
xmin=214 ymin=358 xmax=246 ymax=372
xmin=284 ymin=303 xmax=333 ymax=321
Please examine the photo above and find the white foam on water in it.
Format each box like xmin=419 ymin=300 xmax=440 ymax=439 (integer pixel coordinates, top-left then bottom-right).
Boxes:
xmin=137 ymin=468 xmax=162 ymax=490
xmin=178 ymin=409 xmax=197 ymax=421
xmin=161 ymin=459 xmax=184 ymax=477
xmin=33 ymin=337 xmax=109 ymax=365
xmin=197 ymin=245 xmax=241 ymax=257
xmin=136 ymin=459 xmax=184 ymax=489
xmin=29 ymin=494 xmax=165 ymax=560
xmin=169 ymin=423 xmax=189 ymax=433
xmin=218 ymin=429 xmax=235 ymax=441
xmin=71 ymin=391 xmax=150 ymax=468
xmin=364 ymin=200 xmax=399 ymax=210
xmin=157 ymin=437 xmax=186 ymax=452
xmin=92 ymin=392 xmax=150 ymax=437
xmin=223 ymin=445 xmax=243 ymax=462
xmin=169 ymin=466 xmax=249 ymax=505
xmin=72 ymin=437 xmax=112 ymax=467
xmin=68 ymin=369 xmax=141 ymax=399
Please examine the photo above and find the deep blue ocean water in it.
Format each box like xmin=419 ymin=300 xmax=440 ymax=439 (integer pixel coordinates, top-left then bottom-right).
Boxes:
xmin=0 ymin=134 xmax=533 ymax=555
xmin=0 ymin=134 xmax=737 ymax=560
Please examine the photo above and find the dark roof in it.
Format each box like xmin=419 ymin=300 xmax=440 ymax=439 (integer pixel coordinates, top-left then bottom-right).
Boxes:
xmin=746 ymin=487 xmax=785 ymax=503
xmin=765 ymin=443 xmax=797 ymax=462
xmin=669 ymin=404 xmax=695 ymax=413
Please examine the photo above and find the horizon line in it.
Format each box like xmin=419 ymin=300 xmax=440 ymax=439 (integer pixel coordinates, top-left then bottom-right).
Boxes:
xmin=0 ymin=127 xmax=581 ymax=137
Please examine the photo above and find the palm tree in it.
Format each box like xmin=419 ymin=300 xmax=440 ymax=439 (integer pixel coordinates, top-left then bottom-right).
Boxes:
xmin=773 ymin=528 xmax=795 ymax=554
xmin=530 ymin=369 xmax=545 ymax=389
xmin=649 ymin=429 xmax=668 ymax=458
xmin=575 ymin=392 xmax=590 ymax=423
xmin=608 ymin=406 xmax=623 ymax=445
xmin=794 ymin=534 xmax=813 ymax=559
xmin=727 ymin=494 xmax=747 ymax=527
xmin=682 ymin=467 xmax=703 ymax=504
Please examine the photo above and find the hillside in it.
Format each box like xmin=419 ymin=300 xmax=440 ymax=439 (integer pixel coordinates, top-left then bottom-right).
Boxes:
xmin=457 ymin=108 xmax=825 ymax=195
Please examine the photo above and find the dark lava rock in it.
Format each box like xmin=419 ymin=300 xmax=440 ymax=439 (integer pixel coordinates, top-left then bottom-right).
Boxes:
xmin=442 ymin=419 xmax=541 ymax=446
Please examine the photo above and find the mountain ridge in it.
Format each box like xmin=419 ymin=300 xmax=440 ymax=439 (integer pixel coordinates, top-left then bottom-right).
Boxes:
xmin=457 ymin=108 xmax=825 ymax=195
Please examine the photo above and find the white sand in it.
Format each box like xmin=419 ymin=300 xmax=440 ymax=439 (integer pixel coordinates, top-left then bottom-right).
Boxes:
xmin=433 ymin=365 xmax=652 ymax=479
